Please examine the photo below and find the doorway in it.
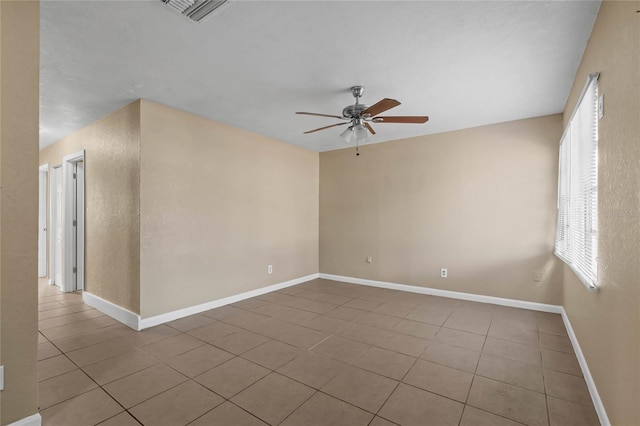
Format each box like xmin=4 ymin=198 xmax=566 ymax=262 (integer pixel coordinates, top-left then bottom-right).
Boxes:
xmin=38 ymin=164 xmax=49 ymax=277
xmin=63 ymin=150 xmax=85 ymax=292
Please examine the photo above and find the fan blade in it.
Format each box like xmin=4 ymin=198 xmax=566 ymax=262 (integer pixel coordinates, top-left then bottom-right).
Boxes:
xmin=296 ymin=112 xmax=345 ymax=119
xmin=374 ymin=116 xmax=429 ymax=123
xmin=362 ymin=98 xmax=400 ymax=117
xmin=303 ymin=122 xmax=348 ymax=134
xmin=364 ymin=122 xmax=376 ymax=135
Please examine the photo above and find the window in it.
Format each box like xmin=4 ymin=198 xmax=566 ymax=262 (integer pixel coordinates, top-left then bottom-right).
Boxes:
xmin=555 ymin=73 xmax=599 ymax=290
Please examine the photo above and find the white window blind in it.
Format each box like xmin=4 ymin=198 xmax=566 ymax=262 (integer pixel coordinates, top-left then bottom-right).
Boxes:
xmin=555 ymin=73 xmax=599 ymax=291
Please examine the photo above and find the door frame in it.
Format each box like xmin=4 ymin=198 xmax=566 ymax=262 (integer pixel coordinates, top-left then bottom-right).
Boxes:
xmin=63 ymin=150 xmax=85 ymax=292
xmin=38 ymin=164 xmax=49 ymax=278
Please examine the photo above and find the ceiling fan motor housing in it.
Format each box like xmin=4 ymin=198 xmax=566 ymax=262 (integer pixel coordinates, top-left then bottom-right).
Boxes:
xmin=342 ymin=104 xmax=370 ymax=119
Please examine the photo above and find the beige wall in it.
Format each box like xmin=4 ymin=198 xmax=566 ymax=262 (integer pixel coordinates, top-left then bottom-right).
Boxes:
xmin=0 ymin=0 xmax=39 ymax=423
xmin=40 ymin=101 xmax=141 ymax=314
xmin=561 ymin=1 xmax=640 ymax=424
xmin=139 ymin=101 xmax=319 ymax=318
xmin=320 ymin=114 xmax=564 ymax=305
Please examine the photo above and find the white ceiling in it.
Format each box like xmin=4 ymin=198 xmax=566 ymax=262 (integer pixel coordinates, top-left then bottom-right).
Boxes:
xmin=40 ymin=0 xmax=600 ymax=151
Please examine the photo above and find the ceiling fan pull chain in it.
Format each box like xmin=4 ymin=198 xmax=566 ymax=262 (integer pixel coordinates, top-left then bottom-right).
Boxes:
xmin=356 ymin=139 xmax=360 ymax=156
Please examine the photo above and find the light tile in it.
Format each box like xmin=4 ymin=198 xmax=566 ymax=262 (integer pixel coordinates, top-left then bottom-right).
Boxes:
xmin=166 ymin=314 xmax=216 ymax=332
xmin=120 ymin=324 xmax=181 ymax=347
xmin=53 ymin=324 xmax=133 ymax=353
xmin=38 ymin=341 xmax=62 ymax=361
xmin=434 ymin=327 xmax=486 ymax=351
xmin=467 ymin=376 xmax=548 ymax=426
xmin=420 ymin=341 xmax=480 ymax=373
xmin=303 ymin=315 xmax=349 ymax=333
xmin=378 ymin=383 xmax=464 ymax=426
xmin=537 ymin=312 xmax=568 ymax=336
xmin=195 ymin=357 xmax=270 ymax=398
xmin=483 ymin=336 xmax=541 ymax=366
xmin=443 ymin=312 xmax=491 ymax=335
xmin=406 ymin=306 xmax=452 ymax=326
xmin=241 ymin=339 xmax=302 ymax=370
xmin=40 ymin=388 xmax=123 ymax=426
xmin=243 ymin=317 xmax=297 ymax=338
xmin=547 ymin=395 xmax=600 ymax=426
xmin=280 ymin=392 xmax=373 ymax=426
xmin=476 ymin=352 xmax=544 ymax=392
xmin=375 ymin=331 xmax=429 ymax=357
xmin=211 ymin=330 xmax=270 ymax=355
xmin=488 ymin=322 xmax=539 ymax=346
xmin=338 ymin=322 xmax=386 ymax=345
xmin=129 ymin=380 xmax=223 ymax=426
xmin=97 ymin=412 xmax=141 ymax=426
xmin=141 ymin=332 xmax=204 ymax=360
xmin=351 ymin=346 xmax=415 ymax=380
xmin=232 ymin=373 xmax=315 ymax=425
xmin=103 ymin=364 xmax=188 ymax=408
xmin=188 ymin=321 xmax=241 ymax=344
xmin=39 ymin=369 xmax=98 ymax=409
xmin=325 ymin=306 xmax=367 ymax=321
xmin=539 ymin=332 xmax=574 ymax=354
xmin=321 ymin=367 xmax=398 ymax=413
xmin=65 ymin=337 xmax=135 ymax=367
xmin=311 ymin=335 xmax=369 ymax=363
xmin=190 ymin=401 xmax=268 ymax=426
xmin=543 ymin=369 xmax=592 ymax=406
xmin=392 ymin=319 xmax=439 ymax=339
xmin=277 ymin=351 xmax=347 ymax=389
xmin=356 ymin=312 xmax=401 ymax=330
xmin=460 ymin=406 xmax=522 ymax=426
xmin=403 ymin=359 xmax=473 ymax=402
xmin=83 ymin=348 xmax=158 ymax=385
xmin=276 ymin=325 xmax=329 ymax=349
xmin=39 ymin=355 xmax=77 ymax=382
xmin=165 ymin=344 xmax=234 ymax=377
xmin=541 ymin=349 xmax=582 ymax=376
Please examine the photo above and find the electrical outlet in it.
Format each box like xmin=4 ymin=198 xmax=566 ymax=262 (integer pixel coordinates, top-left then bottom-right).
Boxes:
xmin=440 ymin=268 xmax=447 ymax=278
xmin=532 ymin=271 xmax=542 ymax=282
xmin=0 ymin=366 xmax=4 ymax=391
xmin=267 ymin=265 xmax=273 ymax=274
xmin=366 ymin=256 xmax=373 ymax=264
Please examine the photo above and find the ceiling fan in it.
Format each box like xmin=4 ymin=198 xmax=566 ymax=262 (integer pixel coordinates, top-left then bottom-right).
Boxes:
xmin=296 ymin=86 xmax=429 ymax=154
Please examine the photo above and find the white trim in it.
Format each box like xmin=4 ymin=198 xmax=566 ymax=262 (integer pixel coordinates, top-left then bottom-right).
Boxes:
xmin=7 ymin=413 xmax=41 ymax=426
xmin=139 ymin=273 xmax=320 ymax=329
xmin=560 ymin=307 xmax=610 ymax=426
xmin=83 ymin=274 xmax=319 ymax=331
xmin=319 ymin=273 xmax=562 ymax=313
xmin=82 ymin=292 xmax=141 ymax=331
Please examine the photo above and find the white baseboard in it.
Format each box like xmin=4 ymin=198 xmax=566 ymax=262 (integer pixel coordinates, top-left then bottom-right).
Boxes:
xmin=7 ymin=413 xmax=41 ymax=426
xmin=83 ymin=274 xmax=320 ymax=331
xmin=560 ymin=308 xmax=610 ymax=426
xmin=139 ymin=273 xmax=319 ymax=329
xmin=319 ymin=273 xmax=609 ymax=425
xmin=82 ymin=292 xmax=141 ymax=331
xmin=319 ymin=273 xmax=563 ymax=313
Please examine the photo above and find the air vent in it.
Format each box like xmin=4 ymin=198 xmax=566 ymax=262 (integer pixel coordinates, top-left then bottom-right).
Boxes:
xmin=162 ymin=0 xmax=229 ymax=22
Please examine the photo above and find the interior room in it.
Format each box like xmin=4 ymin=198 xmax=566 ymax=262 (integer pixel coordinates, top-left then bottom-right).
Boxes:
xmin=0 ymin=1 xmax=637 ymax=425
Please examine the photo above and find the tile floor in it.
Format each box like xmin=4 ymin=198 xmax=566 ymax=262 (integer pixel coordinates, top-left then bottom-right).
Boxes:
xmin=37 ymin=278 xmax=600 ymax=426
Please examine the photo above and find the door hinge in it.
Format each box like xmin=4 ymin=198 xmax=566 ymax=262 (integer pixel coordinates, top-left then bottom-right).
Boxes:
xmin=73 ymin=267 xmax=77 ymax=273
xmin=73 ymin=173 xmax=77 ymax=179
xmin=73 ymin=220 xmax=77 ymax=227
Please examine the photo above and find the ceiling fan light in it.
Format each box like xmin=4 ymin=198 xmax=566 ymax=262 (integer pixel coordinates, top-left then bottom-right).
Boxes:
xmin=340 ymin=127 xmax=354 ymax=143
xmin=353 ymin=124 xmax=370 ymax=142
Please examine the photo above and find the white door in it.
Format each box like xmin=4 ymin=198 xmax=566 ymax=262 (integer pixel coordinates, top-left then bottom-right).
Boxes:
xmin=54 ymin=167 xmax=63 ymax=286
xmin=38 ymin=167 xmax=48 ymax=277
